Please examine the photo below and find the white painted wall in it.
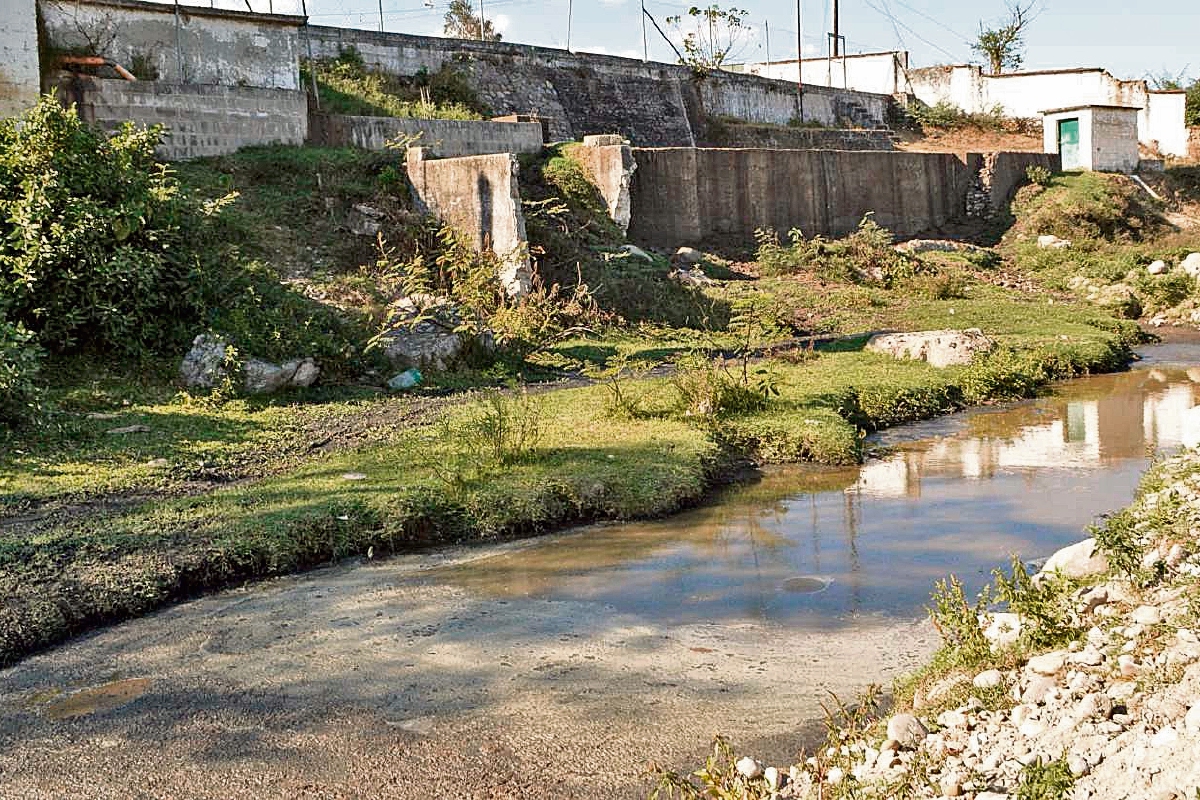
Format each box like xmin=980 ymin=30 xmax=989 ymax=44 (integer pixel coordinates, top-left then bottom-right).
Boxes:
xmin=0 ymin=0 xmax=41 ymax=118
xmin=910 ymin=64 xmax=1188 ymax=157
xmin=734 ymin=51 xmax=908 ymax=95
xmin=40 ymin=0 xmax=303 ymax=90
xmin=1043 ymin=107 xmax=1139 ymax=173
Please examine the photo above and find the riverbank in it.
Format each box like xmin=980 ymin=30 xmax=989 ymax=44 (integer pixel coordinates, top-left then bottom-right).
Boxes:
xmin=674 ymin=448 xmax=1200 ymax=800
xmin=0 ymin=309 xmax=1138 ymax=668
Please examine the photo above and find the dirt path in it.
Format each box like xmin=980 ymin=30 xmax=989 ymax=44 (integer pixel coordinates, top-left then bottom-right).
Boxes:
xmin=0 ymin=542 xmax=937 ymax=799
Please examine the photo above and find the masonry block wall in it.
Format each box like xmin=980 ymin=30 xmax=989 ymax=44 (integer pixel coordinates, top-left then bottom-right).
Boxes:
xmin=308 ymin=114 xmax=544 ymax=157
xmin=305 ymin=26 xmax=892 ymax=147
xmin=0 ymin=0 xmax=40 ymax=118
xmin=64 ymin=78 xmax=306 ymax=159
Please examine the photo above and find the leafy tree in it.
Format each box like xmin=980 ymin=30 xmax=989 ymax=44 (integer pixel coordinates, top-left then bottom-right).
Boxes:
xmin=443 ymin=0 xmax=500 ymax=41
xmin=971 ymin=0 xmax=1036 ymax=75
xmin=665 ymin=5 xmax=750 ymax=72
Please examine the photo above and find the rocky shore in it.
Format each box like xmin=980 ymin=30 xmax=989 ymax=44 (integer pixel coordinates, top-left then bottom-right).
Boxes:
xmin=708 ymin=449 xmax=1200 ymax=800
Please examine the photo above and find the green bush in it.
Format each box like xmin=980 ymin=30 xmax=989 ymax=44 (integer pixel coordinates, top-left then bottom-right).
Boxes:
xmin=0 ymin=318 xmax=43 ymax=427
xmin=0 ymin=98 xmax=219 ymax=356
xmin=755 ymin=216 xmax=925 ymax=287
xmin=302 ymin=48 xmax=485 ymax=120
xmin=908 ymin=100 xmax=1008 ymax=131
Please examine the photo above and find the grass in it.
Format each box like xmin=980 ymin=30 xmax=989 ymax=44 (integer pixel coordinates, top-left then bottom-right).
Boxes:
xmin=302 ymin=50 xmax=486 ymax=121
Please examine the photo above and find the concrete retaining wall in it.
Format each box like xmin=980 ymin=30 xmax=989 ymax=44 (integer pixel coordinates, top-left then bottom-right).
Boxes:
xmin=625 ymin=148 xmax=1053 ymax=247
xmin=40 ymin=0 xmax=304 ymax=89
xmin=0 ymin=0 xmax=39 ymax=118
xmin=306 ymin=26 xmax=891 ymax=146
xmin=700 ymin=121 xmax=894 ymax=151
xmin=63 ymin=77 xmax=306 ymax=159
xmin=308 ymin=113 xmax=544 ymax=157
xmin=1189 ymin=128 xmax=1200 ymax=161
xmin=405 ymin=147 xmax=531 ymax=296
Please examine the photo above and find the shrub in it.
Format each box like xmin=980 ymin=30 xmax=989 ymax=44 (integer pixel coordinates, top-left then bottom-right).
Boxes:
xmin=0 ymin=318 xmax=43 ymax=428
xmin=1025 ymin=164 xmax=1052 ymax=187
xmin=302 ymin=49 xmax=485 ymax=120
xmin=754 ymin=216 xmax=923 ymax=287
xmin=0 ymin=98 xmax=220 ymax=356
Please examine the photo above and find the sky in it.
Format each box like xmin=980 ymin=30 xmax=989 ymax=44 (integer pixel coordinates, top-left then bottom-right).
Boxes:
xmin=200 ymin=0 xmax=1195 ymax=84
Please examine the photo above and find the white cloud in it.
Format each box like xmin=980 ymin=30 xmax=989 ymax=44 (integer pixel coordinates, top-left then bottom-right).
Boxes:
xmin=492 ymin=13 xmax=511 ymax=33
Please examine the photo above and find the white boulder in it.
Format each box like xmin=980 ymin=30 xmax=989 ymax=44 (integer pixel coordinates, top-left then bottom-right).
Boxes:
xmin=865 ymin=329 xmax=994 ymax=368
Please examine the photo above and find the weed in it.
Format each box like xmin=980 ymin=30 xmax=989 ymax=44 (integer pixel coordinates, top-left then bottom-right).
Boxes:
xmin=1013 ymin=754 xmax=1074 ymax=800
xmin=459 ymin=388 xmax=542 ymax=466
xmin=648 ymin=736 xmax=774 ymax=800
xmin=584 ymin=351 xmax=656 ymax=419
xmin=927 ymin=574 xmax=993 ymax=669
xmin=992 ymin=557 xmax=1080 ymax=650
xmin=1025 ymin=164 xmax=1052 ymax=187
xmin=302 ymin=49 xmax=485 ymax=120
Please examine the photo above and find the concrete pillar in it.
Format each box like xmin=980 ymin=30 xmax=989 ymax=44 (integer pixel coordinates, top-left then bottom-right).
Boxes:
xmin=0 ymin=0 xmax=41 ymax=118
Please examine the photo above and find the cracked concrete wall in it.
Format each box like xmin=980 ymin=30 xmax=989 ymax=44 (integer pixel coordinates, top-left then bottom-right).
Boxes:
xmin=572 ymin=137 xmax=636 ymax=235
xmin=406 ymin=147 xmax=531 ymax=297
xmin=40 ymin=0 xmax=302 ymax=89
xmin=0 ymin=0 xmax=40 ymax=118
xmin=309 ymin=114 xmax=544 ymax=157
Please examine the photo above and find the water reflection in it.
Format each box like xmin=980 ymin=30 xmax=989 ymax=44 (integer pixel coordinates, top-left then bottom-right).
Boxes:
xmin=430 ymin=355 xmax=1200 ymax=628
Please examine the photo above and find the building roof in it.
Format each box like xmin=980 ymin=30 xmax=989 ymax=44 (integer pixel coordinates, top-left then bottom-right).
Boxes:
xmin=1041 ymin=104 xmax=1143 ymax=115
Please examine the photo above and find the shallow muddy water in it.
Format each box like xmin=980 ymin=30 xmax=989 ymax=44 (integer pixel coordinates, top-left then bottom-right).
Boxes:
xmin=429 ymin=346 xmax=1200 ymax=627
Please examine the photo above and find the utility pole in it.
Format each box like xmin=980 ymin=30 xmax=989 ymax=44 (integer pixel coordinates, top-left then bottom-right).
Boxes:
xmin=479 ymin=0 xmax=486 ymax=41
xmin=641 ymin=0 xmax=648 ymax=61
xmin=795 ymin=0 xmax=804 ymax=121
xmin=567 ymin=0 xmax=573 ymax=50
xmin=377 ymin=0 xmax=384 ymax=32
xmin=832 ymin=0 xmax=840 ymax=56
xmin=764 ymin=20 xmax=770 ymax=73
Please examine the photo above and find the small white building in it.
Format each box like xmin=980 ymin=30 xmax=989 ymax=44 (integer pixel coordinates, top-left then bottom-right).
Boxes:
xmin=1042 ymin=105 xmax=1140 ymax=173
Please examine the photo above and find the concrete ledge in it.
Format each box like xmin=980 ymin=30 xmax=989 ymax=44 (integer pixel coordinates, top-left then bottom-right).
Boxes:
xmin=308 ymin=113 xmax=544 ymax=157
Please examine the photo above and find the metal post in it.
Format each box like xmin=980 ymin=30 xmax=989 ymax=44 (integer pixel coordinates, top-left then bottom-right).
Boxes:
xmin=641 ymin=0 xmax=648 ymax=61
xmin=764 ymin=20 xmax=770 ymax=75
xmin=479 ymin=0 xmax=486 ymax=40
xmin=796 ymin=0 xmax=804 ymax=121
xmin=173 ymin=0 xmax=185 ymax=84
xmin=378 ymin=0 xmax=384 ymax=31
xmin=567 ymin=0 xmax=573 ymax=51
xmin=832 ymin=0 xmax=840 ymax=56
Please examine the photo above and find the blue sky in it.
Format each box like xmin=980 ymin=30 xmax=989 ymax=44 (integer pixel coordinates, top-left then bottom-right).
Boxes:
xmin=228 ymin=0 xmax=1194 ymax=84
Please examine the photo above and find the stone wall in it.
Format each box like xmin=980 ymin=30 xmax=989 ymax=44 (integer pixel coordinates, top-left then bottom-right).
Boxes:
xmin=62 ymin=77 xmax=306 ymax=159
xmin=963 ymin=152 xmax=1060 ymax=219
xmin=0 ymin=0 xmax=39 ymax=118
xmin=699 ymin=121 xmax=894 ymax=151
xmin=308 ymin=113 xmax=544 ymax=157
xmin=405 ymin=147 xmax=531 ymax=296
xmin=1189 ymin=128 xmax=1200 ymax=161
xmin=305 ymin=26 xmax=891 ymax=147
xmin=40 ymin=0 xmax=304 ymax=89
xmin=625 ymin=148 xmax=1049 ymax=248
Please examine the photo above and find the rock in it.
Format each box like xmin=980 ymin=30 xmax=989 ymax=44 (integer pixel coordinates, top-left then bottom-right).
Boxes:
xmin=886 ymin=713 xmax=929 ymax=749
xmin=865 ymin=329 xmax=995 ymax=369
xmin=937 ymin=709 xmax=969 ymax=728
xmin=734 ymin=756 xmax=762 ymax=780
xmin=1070 ymin=647 xmax=1105 ymax=667
xmin=348 ymin=203 xmax=384 ymax=237
xmin=378 ymin=294 xmax=474 ymax=371
xmin=1021 ymin=676 xmax=1059 ymax=705
xmin=1150 ymin=725 xmax=1179 ymax=747
xmin=146 ymin=458 xmax=170 ymax=469
xmin=1018 ymin=719 xmax=1048 ymax=738
xmin=1037 ymin=539 xmax=1109 ymax=581
xmin=180 ymin=333 xmax=232 ymax=390
xmin=1037 ymin=234 xmax=1072 ymax=249
xmin=1079 ymin=585 xmax=1110 ymax=613
xmin=669 ymin=267 xmax=715 ymax=287
xmin=983 ymin=613 xmax=1023 ymax=650
xmin=1027 ymin=652 xmax=1066 ymax=676
xmin=1147 ymin=259 xmax=1168 ymax=275
xmin=763 ymin=766 xmax=782 ymax=791
xmin=106 ymin=425 xmax=151 ymax=435
xmin=1132 ymin=605 xmax=1162 ymax=626
xmin=825 ymin=766 xmax=845 ymax=784
xmin=893 ymin=239 xmax=990 ymax=257
xmin=1183 ymin=703 xmax=1200 ymax=733
xmin=940 ymin=773 xmax=964 ymax=796
xmin=673 ymin=246 xmax=705 ymax=265
xmin=1086 ymin=283 xmax=1141 ymax=319
xmin=341 ymin=472 xmax=367 ymax=481
xmin=1180 ymin=252 xmax=1200 ymax=278
xmin=974 ymin=669 xmax=1005 ymax=689
xmin=1068 ymin=754 xmax=1090 ymax=777
xmin=619 ymin=244 xmax=654 ymax=263
xmin=243 ymin=358 xmax=321 ymax=395
xmin=1117 ymin=654 xmax=1140 ymax=676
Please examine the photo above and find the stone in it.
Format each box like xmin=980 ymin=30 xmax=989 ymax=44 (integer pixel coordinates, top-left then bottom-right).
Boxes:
xmin=1132 ymin=605 xmax=1162 ymax=626
xmin=378 ymin=294 xmax=470 ymax=371
xmin=825 ymin=766 xmax=845 ymax=784
xmin=180 ymin=333 xmax=232 ymax=390
xmin=1147 ymin=259 xmax=1168 ymax=275
xmin=1018 ymin=719 xmax=1048 ymax=737
xmin=348 ymin=203 xmax=384 ymax=237
xmin=974 ymin=669 xmax=1005 ymax=689
xmin=1037 ymin=539 xmax=1109 ymax=581
xmin=673 ymin=246 xmax=705 ymax=265
xmin=983 ymin=613 xmax=1023 ymax=650
xmin=734 ymin=756 xmax=762 ymax=780
xmin=893 ymin=239 xmax=990 ymax=256
xmin=106 ymin=425 xmax=151 ymax=435
xmin=763 ymin=766 xmax=782 ymax=791
xmin=1068 ymin=754 xmax=1090 ymax=777
xmin=669 ymin=267 xmax=715 ymax=287
xmin=1070 ymin=647 xmax=1105 ymax=667
xmin=1027 ymin=652 xmax=1066 ymax=676
xmin=1183 ymin=703 xmax=1200 ymax=733
xmin=937 ymin=710 xmax=969 ymax=728
xmin=1037 ymin=234 xmax=1072 ymax=249
xmin=1180 ymin=252 xmax=1200 ymax=278
xmin=886 ymin=713 xmax=928 ymax=749
xmin=940 ymin=773 xmax=964 ymax=796
xmin=619 ymin=244 xmax=654 ymax=263
xmin=1117 ymin=654 xmax=1140 ymax=676
xmin=1150 ymin=725 xmax=1179 ymax=747
xmin=242 ymin=357 xmax=320 ymax=395
xmin=865 ymin=329 xmax=994 ymax=369
xmin=1021 ymin=676 xmax=1059 ymax=705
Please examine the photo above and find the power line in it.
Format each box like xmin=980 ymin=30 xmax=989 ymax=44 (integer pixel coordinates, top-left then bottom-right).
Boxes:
xmin=861 ymin=0 xmax=963 ymax=62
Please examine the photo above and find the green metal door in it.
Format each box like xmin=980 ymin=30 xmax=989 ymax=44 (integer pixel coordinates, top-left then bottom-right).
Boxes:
xmin=1058 ymin=118 xmax=1082 ymax=170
